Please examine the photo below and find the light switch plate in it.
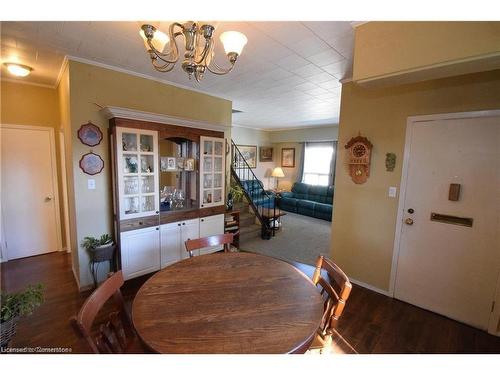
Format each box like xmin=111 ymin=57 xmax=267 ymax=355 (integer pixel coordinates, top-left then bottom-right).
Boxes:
xmin=388 ymin=186 xmax=397 ymax=198
xmin=88 ymin=179 xmax=96 ymax=190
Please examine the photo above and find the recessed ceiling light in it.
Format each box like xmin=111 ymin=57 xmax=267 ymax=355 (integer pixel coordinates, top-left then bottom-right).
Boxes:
xmin=4 ymin=63 xmax=33 ymax=77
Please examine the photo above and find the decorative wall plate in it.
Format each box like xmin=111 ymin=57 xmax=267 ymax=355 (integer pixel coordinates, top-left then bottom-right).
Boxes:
xmin=79 ymin=152 xmax=104 ymax=175
xmin=78 ymin=122 xmax=103 ymax=147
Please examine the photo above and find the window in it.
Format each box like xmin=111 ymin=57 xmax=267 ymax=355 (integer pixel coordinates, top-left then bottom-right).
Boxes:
xmin=302 ymin=142 xmax=334 ymax=186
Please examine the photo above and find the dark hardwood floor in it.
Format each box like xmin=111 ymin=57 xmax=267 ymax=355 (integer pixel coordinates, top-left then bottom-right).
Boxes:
xmin=1 ymin=252 xmax=499 ymax=354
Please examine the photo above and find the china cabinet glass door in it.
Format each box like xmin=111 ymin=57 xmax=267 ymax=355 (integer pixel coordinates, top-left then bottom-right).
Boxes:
xmin=117 ymin=128 xmax=159 ymax=219
xmin=200 ymin=136 xmax=225 ymax=208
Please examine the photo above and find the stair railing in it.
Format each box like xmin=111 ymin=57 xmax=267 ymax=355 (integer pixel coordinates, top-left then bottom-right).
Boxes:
xmin=230 ymin=141 xmax=278 ymax=239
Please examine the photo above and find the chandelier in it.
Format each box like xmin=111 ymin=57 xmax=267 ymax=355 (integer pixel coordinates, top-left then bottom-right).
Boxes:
xmin=140 ymin=22 xmax=248 ymax=82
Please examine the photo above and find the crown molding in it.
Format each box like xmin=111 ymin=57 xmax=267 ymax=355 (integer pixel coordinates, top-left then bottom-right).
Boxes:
xmin=101 ymin=106 xmax=230 ymax=132
xmin=1 ymin=77 xmax=55 ymax=89
xmin=66 ymin=55 xmax=232 ymax=102
xmin=350 ymin=21 xmax=370 ymax=29
xmin=232 ymin=122 xmax=339 ymax=132
xmin=54 ymin=56 xmax=69 ymax=88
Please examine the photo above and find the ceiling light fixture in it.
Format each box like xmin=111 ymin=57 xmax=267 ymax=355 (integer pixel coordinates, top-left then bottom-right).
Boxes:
xmin=140 ymin=22 xmax=247 ymax=82
xmin=4 ymin=63 xmax=33 ymax=77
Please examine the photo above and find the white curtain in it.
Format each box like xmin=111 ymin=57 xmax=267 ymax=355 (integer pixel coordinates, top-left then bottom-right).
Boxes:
xmin=302 ymin=142 xmax=335 ymax=186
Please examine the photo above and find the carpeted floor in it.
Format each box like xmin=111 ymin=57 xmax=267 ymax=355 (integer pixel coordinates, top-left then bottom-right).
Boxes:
xmin=239 ymin=212 xmax=332 ymax=266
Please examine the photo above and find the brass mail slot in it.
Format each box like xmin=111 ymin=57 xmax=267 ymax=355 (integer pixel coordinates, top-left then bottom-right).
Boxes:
xmin=430 ymin=212 xmax=473 ymax=227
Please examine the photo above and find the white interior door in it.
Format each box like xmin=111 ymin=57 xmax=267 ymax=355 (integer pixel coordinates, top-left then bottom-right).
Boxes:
xmin=394 ymin=113 xmax=500 ymax=331
xmin=1 ymin=125 xmax=61 ymax=260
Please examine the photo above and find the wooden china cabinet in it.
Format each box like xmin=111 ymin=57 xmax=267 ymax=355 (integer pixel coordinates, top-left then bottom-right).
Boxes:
xmin=109 ymin=115 xmax=226 ymax=280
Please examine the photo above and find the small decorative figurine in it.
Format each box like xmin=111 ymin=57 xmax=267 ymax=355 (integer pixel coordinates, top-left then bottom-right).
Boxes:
xmin=385 ymin=153 xmax=396 ymax=172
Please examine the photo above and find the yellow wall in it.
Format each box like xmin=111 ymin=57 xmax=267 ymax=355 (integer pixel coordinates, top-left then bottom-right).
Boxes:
xmin=1 ymin=80 xmax=67 ymax=249
xmin=67 ymin=60 xmax=232 ymax=288
xmin=353 ymin=22 xmax=500 ymax=85
xmin=332 ymin=69 xmax=500 ymax=291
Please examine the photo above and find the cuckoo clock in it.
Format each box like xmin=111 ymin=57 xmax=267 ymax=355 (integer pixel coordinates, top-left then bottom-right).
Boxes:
xmin=345 ymin=134 xmax=373 ymax=184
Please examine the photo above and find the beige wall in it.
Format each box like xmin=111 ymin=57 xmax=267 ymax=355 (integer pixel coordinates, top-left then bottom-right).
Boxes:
xmin=354 ymin=22 xmax=500 ymax=85
xmin=231 ymin=126 xmax=275 ymax=189
xmin=268 ymin=125 xmax=338 ymax=143
xmin=66 ymin=60 xmax=232 ymax=288
xmin=1 ymin=81 xmax=68 ymax=250
xmin=332 ymin=69 xmax=500 ymax=291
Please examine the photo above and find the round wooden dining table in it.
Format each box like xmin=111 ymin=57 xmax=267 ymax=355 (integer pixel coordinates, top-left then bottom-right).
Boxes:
xmin=132 ymin=252 xmax=324 ymax=354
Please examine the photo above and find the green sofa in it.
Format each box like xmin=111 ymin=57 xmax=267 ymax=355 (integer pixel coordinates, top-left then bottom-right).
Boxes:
xmin=278 ymin=182 xmax=333 ymax=221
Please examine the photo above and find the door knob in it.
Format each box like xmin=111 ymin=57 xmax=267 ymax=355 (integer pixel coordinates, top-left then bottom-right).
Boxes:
xmin=45 ymin=196 xmax=53 ymax=202
xmin=405 ymin=218 xmax=414 ymax=225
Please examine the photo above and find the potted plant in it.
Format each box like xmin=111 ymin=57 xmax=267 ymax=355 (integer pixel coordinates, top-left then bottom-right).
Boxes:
xmin=1 ymin=284 xmax=44 ymax=348
xmin=229 ymin=181 xmax=246 ymax=210
xmin=81 ymin=234 xmax=115 ymax=263
xmin=82 ymin=234 xmax=116 ymax=287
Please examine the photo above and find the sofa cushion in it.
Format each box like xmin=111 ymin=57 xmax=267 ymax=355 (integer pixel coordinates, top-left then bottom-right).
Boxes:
xmin=315 ymin=202 xmax=332 ymax=214
xmin=292 ymin=182 xmax=309 ymax=200
xmin=297 ymin=199 xmax=315 ymax=216
xmin=280 ymin=197 xmax=298 ymax=208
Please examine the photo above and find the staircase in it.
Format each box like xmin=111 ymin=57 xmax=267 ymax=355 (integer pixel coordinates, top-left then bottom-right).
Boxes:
xmin=236 ymin=201 xmax=261 ymax=242
xmin=231 ymin=141 xmax=279 ymax=240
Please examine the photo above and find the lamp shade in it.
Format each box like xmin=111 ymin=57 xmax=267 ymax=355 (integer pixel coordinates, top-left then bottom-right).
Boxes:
xmin=220 ymin=31 xmax=248 ymax=55
xmin=271 ymin=167 xmax=285 ymax=178
xmin=139 ymin=28 xmax=169 ymax=52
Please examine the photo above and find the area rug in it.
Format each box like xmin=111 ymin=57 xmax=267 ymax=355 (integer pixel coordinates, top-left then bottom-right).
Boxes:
xmin=239 ymin=212 xmax=332 ymax=266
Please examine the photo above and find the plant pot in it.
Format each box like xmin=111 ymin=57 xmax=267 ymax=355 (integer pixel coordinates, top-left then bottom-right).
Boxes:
xmin=1 ymin=316 xmax=19 ymax=348
xmin=89 ymin=243 xmax=115 ymax=262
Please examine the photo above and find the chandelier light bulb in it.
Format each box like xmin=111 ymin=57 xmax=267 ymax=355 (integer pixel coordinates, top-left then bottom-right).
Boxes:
xmin=220 ymin=31 xmax=248 ymax=56
xmin=4 ymin=63 xmax=33 ymax=77
xmin=139 ymin=28 xmax=169 ymax=52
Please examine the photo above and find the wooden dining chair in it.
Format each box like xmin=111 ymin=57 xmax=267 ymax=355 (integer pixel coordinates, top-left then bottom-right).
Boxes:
xmin=307 ymin=255 xmax=352 ymax=354
xmin=70 ymin=271 xmax=142 ymax=353
xmin=184 ymin=233 xmax=234 ymax=258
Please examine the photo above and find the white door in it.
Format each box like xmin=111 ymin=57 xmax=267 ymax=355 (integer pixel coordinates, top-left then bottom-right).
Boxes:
xmin=199 ymin=214 xmax=224 ymax=255
xmin=180 ymin=219 xmax=200 ymax=258
xmin=394 ymin=113 xmax=500 ymax=331
xmin=120 ymin=226 xmax=160 ymax=280
xmin=1 ymin=125 xmax=61 ymax=260
xmin=160 ymin=222 xmax=181 ymax=267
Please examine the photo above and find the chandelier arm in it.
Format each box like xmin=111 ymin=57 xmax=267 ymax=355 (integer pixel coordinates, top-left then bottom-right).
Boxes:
xmin=207 ymin=60 xmax=235 ymax=75
xmin=147 ymin=39 xmax=178 ymax=64
xmin=194 ymin=38 xmax=212 ymax=65
xmin=151 ymin=59 xmax=176 ymax=72
xmin=145 ymin=22 xmax=183 ymax=63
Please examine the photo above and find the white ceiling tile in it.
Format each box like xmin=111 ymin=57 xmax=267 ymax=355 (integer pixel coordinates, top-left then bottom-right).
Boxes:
xmin=291 ymin=63 xmax=324 ymax=78
xmin=307 ymin=49 xmax=344 ymax=67
xmin=307 ymin=72 xmax=336 ymax=84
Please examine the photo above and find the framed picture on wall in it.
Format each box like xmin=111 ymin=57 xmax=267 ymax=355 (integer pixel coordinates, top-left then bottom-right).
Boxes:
xmin=259 ymin=147 xmax=273 ymax=162
xmin=281 ymin=148 xmax=295 ymax=168
xmin=237 ymin=145 xmax=257 ymax=168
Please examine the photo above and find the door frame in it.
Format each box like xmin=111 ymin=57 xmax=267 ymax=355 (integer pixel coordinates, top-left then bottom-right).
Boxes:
xmin=0 ymin=124 xmax=63 ymax=260
xmin=389 ymin=110 xmax=500 ymax=335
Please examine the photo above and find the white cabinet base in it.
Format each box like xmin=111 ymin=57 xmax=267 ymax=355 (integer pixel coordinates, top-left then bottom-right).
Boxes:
xmin=120 ymin=226 xmax=160 ymax=280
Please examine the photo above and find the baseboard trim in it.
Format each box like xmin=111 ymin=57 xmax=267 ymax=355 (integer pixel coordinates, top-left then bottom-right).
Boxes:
xmin=72 ymin=265 xmax=81 ymax=290
xmin=349 ymin=277 xmax=393 ymax=297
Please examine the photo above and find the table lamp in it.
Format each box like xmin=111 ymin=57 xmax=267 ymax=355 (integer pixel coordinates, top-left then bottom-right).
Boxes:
xmin=271 ymin=167 xmax=285 ymax=190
